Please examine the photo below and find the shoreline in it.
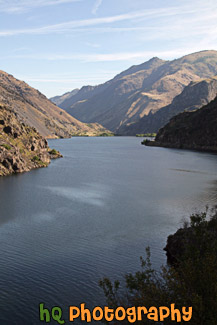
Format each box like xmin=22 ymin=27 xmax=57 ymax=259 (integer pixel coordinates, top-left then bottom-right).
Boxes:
xmin=143 ymin=140 xmax=217 ymax=155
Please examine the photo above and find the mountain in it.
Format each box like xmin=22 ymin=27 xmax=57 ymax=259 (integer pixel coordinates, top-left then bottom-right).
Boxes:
xmin=50 ymin=89 xmax=79 ymax=106
xmin=119 ymin=76 xmax=217 ymax=135
xmin=0 ymin=105 xmax=61 ymax=176
xmin=54 ymin=51 xmax=217 ymax=133
xmin=144 ymin=95 xmax=217 ymax=153
xmin=0 ymin=71 xmax=109 ymax=138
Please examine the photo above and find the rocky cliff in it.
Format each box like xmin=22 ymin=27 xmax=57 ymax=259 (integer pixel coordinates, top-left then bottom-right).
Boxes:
xmin=53 ymin=50 xmax=217 ymax=133
xmin=144 ymin=95 xmax=217 ymax=153
xmin=0 ymin=70 xmax=109 ymax=138
xmin=0 ymin=105 xmax=61 ymax=176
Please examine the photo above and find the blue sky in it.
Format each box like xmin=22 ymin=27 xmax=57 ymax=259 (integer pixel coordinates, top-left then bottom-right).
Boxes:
xmin=0 ymin=0 xmax=217 ymax=97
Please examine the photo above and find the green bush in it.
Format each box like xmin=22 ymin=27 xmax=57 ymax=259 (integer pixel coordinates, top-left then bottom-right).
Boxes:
xmin=141 ymin=139 xmax=149 ymax=145
xmin=136 ymin=133 xmax=157 ymax=137
xmin=100 ymin=211 xmax=217 ymax=324
xmin=49 ymin=149 xmax=58 ymax=155
xmin=1 ymin=144 xmax=11 ymax=150
xmin=32 ymin=155 xmax=40 ymax=162
xmin=99 ymin=132 xmax=114 ymax=137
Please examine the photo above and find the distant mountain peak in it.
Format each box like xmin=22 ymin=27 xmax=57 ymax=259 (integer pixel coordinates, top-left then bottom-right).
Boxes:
xmin=149 ymin=56 xmax=162 ymax=62
xmin=52 ymin=50 xmax=217 ymax=134
xmin=50 ymin=88 xmax=79 ymax=106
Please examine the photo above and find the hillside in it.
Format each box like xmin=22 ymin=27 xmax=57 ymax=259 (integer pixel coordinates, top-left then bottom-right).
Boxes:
xmin=0 ymin=71 xmax=109 ymax=138
xmin=144 ymin=96 xmax=217 ymax=152
xmin=0 ymin=105 xmax=61 ymax=176
xmin=53 ymin=51 xmax=217 ymax=133
xmin=119 ymin=76 xmax=217 ymax=135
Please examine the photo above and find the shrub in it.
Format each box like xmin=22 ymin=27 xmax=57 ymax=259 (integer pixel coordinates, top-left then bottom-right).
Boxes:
xmin=100 ymin=211 xmax=217 ymax=324
xmin=1 ymin=144 xmax=11 ymax=150
xmin=141 ymin=139 xmax=149 ymax=145
xmin=136 ymin=133 xmax=157 ymax=137
xmin=32 ymin=155 xmax=40 ymax=162
xmin=49 ymin=149 xmax=58 ymax=155
xmin=99 ymin=132 xmax=114 ymax=137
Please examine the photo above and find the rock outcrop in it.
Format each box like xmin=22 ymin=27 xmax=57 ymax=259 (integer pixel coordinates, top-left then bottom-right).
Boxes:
xmin=0 ymin=105 xmax=62 ymax=176
xmin=144 ymin=95 xmax=217 ymax=153
xmin=164 ymin=227 xmax=193 ymax=265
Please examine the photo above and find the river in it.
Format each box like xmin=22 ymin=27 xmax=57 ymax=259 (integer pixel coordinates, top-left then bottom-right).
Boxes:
xmin=0 ymin=137 xmax=217 ymax=324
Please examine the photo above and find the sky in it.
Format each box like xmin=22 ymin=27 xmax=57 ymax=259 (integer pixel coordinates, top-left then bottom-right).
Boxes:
xmin=0 ymin=0 xmax=217 ymax=98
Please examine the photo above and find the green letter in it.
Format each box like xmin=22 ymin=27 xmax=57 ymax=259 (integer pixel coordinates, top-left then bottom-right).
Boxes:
xmin=39 ymin=303 xmax=50 ymax=323
xmin=52 ymin=307 xmax=65 ymax=324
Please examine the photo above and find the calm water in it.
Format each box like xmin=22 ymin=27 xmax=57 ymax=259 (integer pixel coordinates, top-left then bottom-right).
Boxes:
xmin=0 ymin=137 xmax=217 ymax=324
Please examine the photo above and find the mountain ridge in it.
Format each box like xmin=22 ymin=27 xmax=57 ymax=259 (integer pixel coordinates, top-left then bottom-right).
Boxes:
xmin=119 ymin=76 xmax=217 ymax=135
xmin=52 ymin=50 xmax=217 ymax=133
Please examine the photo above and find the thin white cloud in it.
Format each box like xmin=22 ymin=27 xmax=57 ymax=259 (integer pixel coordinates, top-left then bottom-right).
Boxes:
xmin=8 ymin=48 xmax=217 ymax=63
xmin=0 ymin=5 xmax=212 ymax=37
xmin=92 ymin=0 xmax=103 ymax=15
xmin=85 ymin=42 xmax=101 ymax=48
xmin=0 ymin=10 xmax=170 ymax=36
xmin=0 ymin=0 xmax=81 ymax=13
